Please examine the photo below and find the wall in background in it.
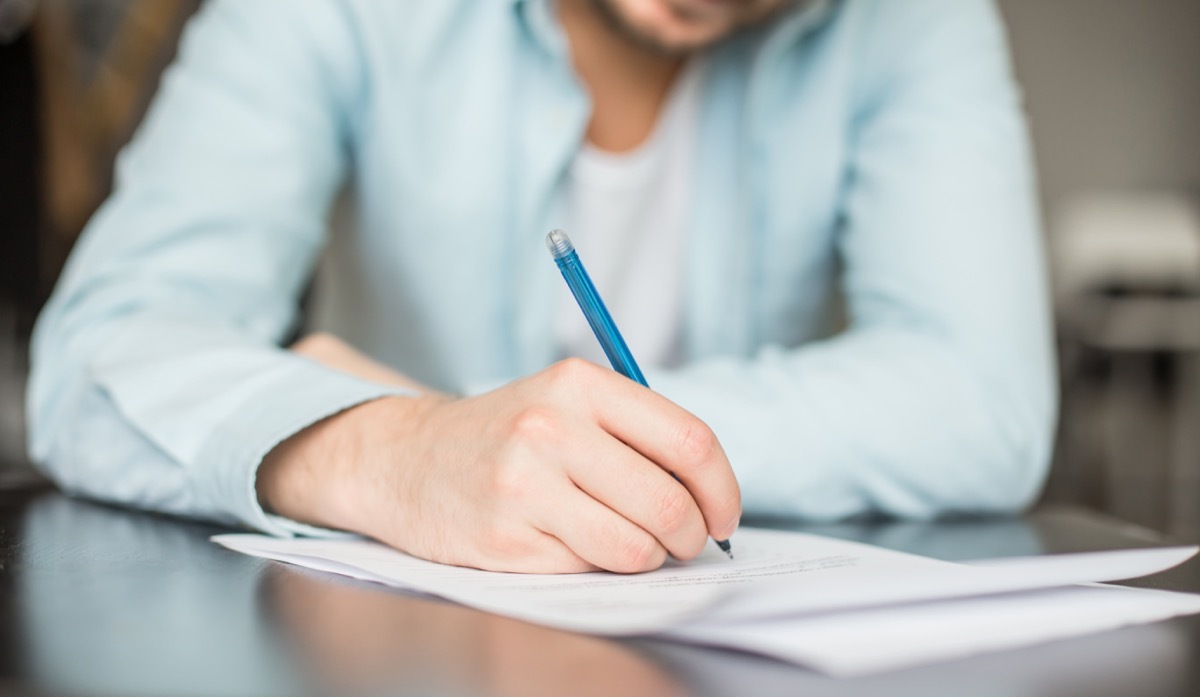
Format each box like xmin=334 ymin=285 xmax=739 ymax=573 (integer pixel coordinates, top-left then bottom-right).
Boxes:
xmin=998 ymin=0 xmax=1200 ymax=212
xmin=1000 ymin=0 xmax=1200 ymax=542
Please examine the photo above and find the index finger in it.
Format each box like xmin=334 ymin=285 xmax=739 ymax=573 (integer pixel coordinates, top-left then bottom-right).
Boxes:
xmin=583 ymin=366 xmax=741 ymax=541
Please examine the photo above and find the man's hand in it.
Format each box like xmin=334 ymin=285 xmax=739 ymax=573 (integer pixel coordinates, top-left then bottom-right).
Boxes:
xmin=258 ymin=334 xmax=741 ymax=574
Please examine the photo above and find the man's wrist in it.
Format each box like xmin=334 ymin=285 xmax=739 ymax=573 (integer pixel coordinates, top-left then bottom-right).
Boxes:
xmin=255 ymin=393 xmax=447 ymax=534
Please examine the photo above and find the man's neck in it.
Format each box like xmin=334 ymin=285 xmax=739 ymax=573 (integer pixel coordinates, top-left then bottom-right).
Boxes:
xmin=557 ymin=0 xmax=686 ymax=153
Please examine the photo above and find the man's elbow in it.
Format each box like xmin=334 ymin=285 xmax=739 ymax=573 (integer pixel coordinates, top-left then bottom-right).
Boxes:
xmin=964 ymin=383 xmax=1058 ymax=516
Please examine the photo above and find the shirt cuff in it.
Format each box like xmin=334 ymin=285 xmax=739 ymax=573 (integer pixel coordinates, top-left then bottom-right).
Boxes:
xmin=192 ymin=357 xmax=413 ymax=537
xmin=264 ymin=513 xmax=361 ymax=539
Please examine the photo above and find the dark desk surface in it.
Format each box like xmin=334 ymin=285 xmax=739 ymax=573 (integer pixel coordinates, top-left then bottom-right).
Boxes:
xmin=2 ymin=482 xmax=1199 ymax=697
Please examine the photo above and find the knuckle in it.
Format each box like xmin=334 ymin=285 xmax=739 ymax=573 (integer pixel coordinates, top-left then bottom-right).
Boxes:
xmin=509 ymin=406 xmax=558 ymax=443
xmin=654 ymin=485 xmax=693 ymax=534
xmin=545 ymin=357 xmax=593 ymax=389
xmin=616 ymin=531 xmax=665 ymax=573
xmin=491 ymin=458 xmax=535 ymax=500
xmin=481 ymin=525 xmax=529 ymax=558
xmin=675 ymin=421 xmax=717 ymax=470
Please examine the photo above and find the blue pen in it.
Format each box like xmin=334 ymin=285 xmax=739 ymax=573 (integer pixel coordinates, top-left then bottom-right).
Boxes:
xmin=545 ymin=229 xmax=733 ymax=559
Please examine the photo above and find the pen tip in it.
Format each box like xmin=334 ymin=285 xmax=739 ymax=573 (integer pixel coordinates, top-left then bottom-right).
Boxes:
xmin=716 ymin=538 xmax=732 ymax=559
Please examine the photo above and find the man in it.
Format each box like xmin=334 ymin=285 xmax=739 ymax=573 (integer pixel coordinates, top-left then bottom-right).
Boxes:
xmin=28 ymin=0 xmax=1056 ymax=573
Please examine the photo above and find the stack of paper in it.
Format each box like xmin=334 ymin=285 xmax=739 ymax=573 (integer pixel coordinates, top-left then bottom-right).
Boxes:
xmin=213 ymin=528 xmax=1200 ymax=676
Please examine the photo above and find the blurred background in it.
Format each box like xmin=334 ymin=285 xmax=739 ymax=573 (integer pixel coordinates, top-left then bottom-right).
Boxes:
xmin=1 ymin=0 xmax=1198 ymax=539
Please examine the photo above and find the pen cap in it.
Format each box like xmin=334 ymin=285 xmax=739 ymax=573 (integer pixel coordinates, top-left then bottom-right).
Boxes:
xmin=545 ymin=229 xmax=575 ymax=261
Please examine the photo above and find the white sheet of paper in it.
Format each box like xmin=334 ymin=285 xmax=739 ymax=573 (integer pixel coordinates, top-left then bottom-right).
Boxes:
xmin=212 ymin=528 xmax=1200 ymax=674
xmin=696 ymin=541 xmax=1200 ymax=623
xmin=669 ymin=583 xmax=1200 ymax=676
xmin=214 ymin=528 xmax=976 ymax=634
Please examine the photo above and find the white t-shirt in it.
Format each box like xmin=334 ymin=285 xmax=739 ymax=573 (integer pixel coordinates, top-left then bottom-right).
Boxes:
xmin=555 ymin=61 xmax=704 ymax=371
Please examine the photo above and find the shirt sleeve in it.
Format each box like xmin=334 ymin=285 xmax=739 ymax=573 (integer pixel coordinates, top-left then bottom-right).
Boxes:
xmin=649 ymin=0 xmax=1057 ymax=520
xmin=26 ymin=0 xmax=408 ymax=535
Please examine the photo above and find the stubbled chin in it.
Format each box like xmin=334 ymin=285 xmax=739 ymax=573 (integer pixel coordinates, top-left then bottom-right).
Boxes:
xmin=667 ymin=0 xmax=744 ymax=22
xmin=627 ymin=6 xmax=732 ymax=51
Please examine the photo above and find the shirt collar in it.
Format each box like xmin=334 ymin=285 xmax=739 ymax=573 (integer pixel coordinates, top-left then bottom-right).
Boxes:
xmin=510 ymin=0 xmax=567 ymax=57
xmin=772 ymin=0 xmax=835 ymax=47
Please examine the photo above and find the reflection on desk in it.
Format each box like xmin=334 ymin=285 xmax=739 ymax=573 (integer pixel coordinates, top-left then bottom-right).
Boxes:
xmin=2 ymin=490 xmax=1199 ymax=697
xmin=266 ymin=567 xmax=685 ymax=697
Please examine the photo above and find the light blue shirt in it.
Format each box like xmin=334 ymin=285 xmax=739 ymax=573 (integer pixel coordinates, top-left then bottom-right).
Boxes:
xmin=28 ymin=0 xmax=1056 ymax=536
